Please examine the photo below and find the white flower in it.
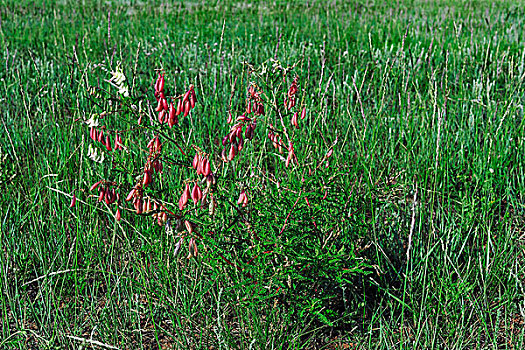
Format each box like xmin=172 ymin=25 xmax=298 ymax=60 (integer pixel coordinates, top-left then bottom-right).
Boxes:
xmin=107 ymin=62 xmax=129 ymax=97
xmin=88 ymin=144 xmax=105 ymax=163
xmin=85 ymin=114 xmax=99 ymax=127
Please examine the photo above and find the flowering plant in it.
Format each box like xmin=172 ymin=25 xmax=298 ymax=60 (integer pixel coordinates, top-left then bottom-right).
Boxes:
xmin=73 ymin=58 xmax=371 ymax=325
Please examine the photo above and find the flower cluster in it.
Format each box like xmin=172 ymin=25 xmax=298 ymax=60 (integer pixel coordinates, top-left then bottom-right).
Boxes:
xmin=89 ymin=127 xmax=124 ymax=152
xmin=150 ymin=73 xmax=197 ymax=128
xmin=284 ymin=76 xmax=298 ymax=109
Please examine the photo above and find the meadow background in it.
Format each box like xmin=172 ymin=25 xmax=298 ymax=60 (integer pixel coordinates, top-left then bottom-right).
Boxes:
xmin=1 ymin=0 xmax=525 ymax=348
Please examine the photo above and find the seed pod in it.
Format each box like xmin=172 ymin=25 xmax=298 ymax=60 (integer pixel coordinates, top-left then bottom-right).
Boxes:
xmin=197 ymin=156 xmax=204 ymax=175
xmin=301 ymin=107 xmax=306 ymax=120
xmin=114 ymin=134 xmax=119 ymax=150
xmin=98 ymin=187 xmax=105 ymax=202
xmin=222 ymin=135 xmax=229 ymax=146
xmin=257 ymin=103 xmax=264 ymax=115
xmin=285 ymin=142 xmax=294 ymax=167
xmin=155 ymin=74 xmax=164 ymax=93
xmin=115 ymin=207 xmax=121 ymax=221
xmin=105 ymin=135 xmax=112 ymax=151
xmin=245 ymin=124 xmax=252 ymax=140
xmin=109 ymin=188 xmax=117 ymax=204
xmin=291 ymin=112 xmax=298 ymax=128
xmin=179 ymin=183 xmax=190 ymax=210
xmin=125 ymin=188 xmax=136 ymax=201
xmin=202 ymin=159 xmax=211 ymax=176
xmin=104 ymin=188 xmax=112 ymax=205
xmin=136 ymin=198 xmax=143 ymax=214
xmin=176 ymin=98 xmax=183 ymax=116
xmin=209 ymin=194 xmax=217 ymax=215
xmin=183 ymin=100 xmax=190 ymax=117
xmin=143 ymin=171 xmax=151 ymax=187
xmin=227 ymin=112 xmax=233 ymax=124
xmin=138 ymin=115 xmax=143 ymax=125
xmin=90 ymin=180 xmax=103 ymax=191
xmin=182 ymin=89 xmax=191 ymax=104
xmin=69 ymin=194 xmax=76 ymax=208
xmin=200 ymin=193 xmax=208 ymax=209
xmin=156 ymin=212 xmax=163 ymax=226
xmin=89 ymin=127 xmax=95 ymax=140
xmin=189 ymin=92 xmax=195 ymax=109
xmin=192 ymin=152 xmax=200 ymax=170
xmin=162 ymin=98 xmax=169 ymax=111
xmin=98 ymin=129 xmax=104 ymax=143
xmin=155 ymin=98 xmax=163 ymax=112
xmin=246 ymin=100 xmax=251 ymax=114
xmin=238 ymin=135 xmax=244 ymax=152
xmin=236 ymin=126 xmax=243 ymax=139
xmin=228 ymin=143 xmax=237 ymax=161
xmin=159 ymin=75 xmax=165 ymax=91
xmin=174 ymin=237 xmax=183 ymax=256
xmin=168 ymin=103 xmax=176 ymax=127
xmin=237 ymin=190 xmax=244 ymax=205
xmin=192 ymin=183 xmax=202 ymax=205
xmin=229 ymin=131 xmax=237 ymax=143
xmin=191 ymin=87 xmax=197 ymax=106
xmin=190 ymin=238 xmax=198 ymax=257
xmin=184 ymin=220 xmax=193 ymax=234
xmin=206 ymin=174 xmax=216 ymax=187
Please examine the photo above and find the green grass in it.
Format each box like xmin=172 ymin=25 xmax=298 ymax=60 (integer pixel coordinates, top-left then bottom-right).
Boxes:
xmin=1 ymin=0 xmax=525 ymax=348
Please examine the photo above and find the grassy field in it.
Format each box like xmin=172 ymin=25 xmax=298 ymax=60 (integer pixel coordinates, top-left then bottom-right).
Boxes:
xmin=1 ymin=0 xmax=525 ymax=348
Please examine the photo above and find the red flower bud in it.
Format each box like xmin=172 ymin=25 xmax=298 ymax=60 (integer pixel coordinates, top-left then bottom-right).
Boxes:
xmin=182 ymin=89 xmax=191 ymax=104
xmin=179 ymin=183 xmax=190 ymax=210
xmin=155 ymin=98 xmax=163 ymax=112
xmin=168 ymin=103 xmax=176 ymax=127
xmin=176 ymin=98 xmax=183 ymax=116
xmin=90 ymin=180 xmax=103 ymax=191
xmin=183 ymin=100 xmax=190 ymax=117
xmin=191 ymin=87 xmax=197 ymax=107
xmin=69 ymin=194 xmax=76 ymax=208
xmin=189 ymin=92 xmax=195 ymax=109
xmin=228 ymin=143 xmax=237 ymax=161
xmin=237 ymin=190 xmax=248 ymax=207
xmin=98 ymin=187 xmax=105 ymax=202
xmin=184 ymin=220 xmax=193 ymax=234
xmin=202 ymin=158 xmax=211 ymax=176
xmin=192 ymin=152 xmax=200 ymax=170
xmin=125 ymin=188 xmax=136 ymax=201
xmin=291 ymin=112 xmax=298 ymax=128
xmin=192 ymin=183 xmax=202 ymax=205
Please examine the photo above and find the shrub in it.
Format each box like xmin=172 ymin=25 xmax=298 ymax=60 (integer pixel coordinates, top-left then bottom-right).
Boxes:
xmin=77 ymin=58 xmax=373 ymax=326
